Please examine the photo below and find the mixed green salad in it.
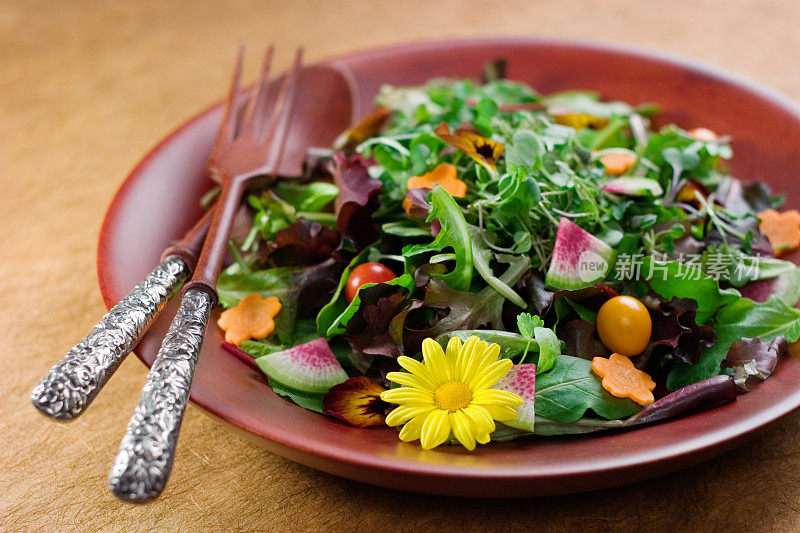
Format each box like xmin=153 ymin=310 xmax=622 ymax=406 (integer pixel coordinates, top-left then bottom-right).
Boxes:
xmin=215 ymin=64 xmax=800 ymax=448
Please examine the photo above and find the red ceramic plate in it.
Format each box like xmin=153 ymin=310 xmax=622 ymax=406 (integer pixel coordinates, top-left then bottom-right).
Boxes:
xmin=98 ymin=38 xmax=800 ymax=497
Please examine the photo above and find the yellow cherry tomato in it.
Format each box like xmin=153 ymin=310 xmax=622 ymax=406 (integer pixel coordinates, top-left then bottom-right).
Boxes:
xmin=596 ymin=295 xmax=652 ymax=356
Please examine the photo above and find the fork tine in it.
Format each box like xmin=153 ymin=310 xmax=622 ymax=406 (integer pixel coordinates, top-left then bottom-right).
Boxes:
xmin=215 ymin=46 xmax=245 ymax=143
xmin=239 ymin=45 xmax=274 ymax=138
xmin=261 ymin=47 xmax=303 ymax=170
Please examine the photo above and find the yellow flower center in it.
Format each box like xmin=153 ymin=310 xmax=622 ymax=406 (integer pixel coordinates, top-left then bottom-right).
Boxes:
xmin=433 ymin=381 xmax=472 ymax=412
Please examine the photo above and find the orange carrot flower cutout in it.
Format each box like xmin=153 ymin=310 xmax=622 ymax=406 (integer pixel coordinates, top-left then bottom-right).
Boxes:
xmin=591 ymin=353 xmax=656 ymax=406
xmin=599 ymin=153 xmax=636 ymax=176
xmin=433 ymin=122 xmax=504 ymax=171
xmin=758 ymin=209 xmax=800 ymax=255
xmin=402 ymin=163 xmax=466 ymax=216
xmin=322 ymin=376 xmax=389 ymax=428
xmin=217 ymin=293 xmax=281 ymax=346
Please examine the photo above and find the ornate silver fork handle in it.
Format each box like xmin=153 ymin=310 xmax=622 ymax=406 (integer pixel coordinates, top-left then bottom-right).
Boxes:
xmin=108 ymin=288 xmax=213 ymax=503
xmin=30 ymin=256 xmax=190 ymax=421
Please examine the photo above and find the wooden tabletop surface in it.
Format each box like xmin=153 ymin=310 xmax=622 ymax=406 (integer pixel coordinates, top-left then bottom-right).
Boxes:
xmin=3 ymin=1 xmax=800 ymax=531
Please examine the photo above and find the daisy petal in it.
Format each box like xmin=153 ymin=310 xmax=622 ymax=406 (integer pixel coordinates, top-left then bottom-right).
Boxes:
xmin=482 ymin=404 xmax=519 ymax=422
xmin=469 ymin=358 xmax=514 ymax=391
xmin=395 ymin=356 xmax=439 ymax=390
xmin=385 ymin=404 xmax=432 ymax=427
xmin=458 ymin=336 xmax=485 ymax=386
xmin=449 ymin=411 xmax=476 ymax=451
xmin=381 ymin=388 xmax=434 ymax=405
xmin=385 ymin=371 xmax=433 ymax=391
xmin=463 ymin=405 xmax=496 ymax=435
xmin=422 ymin=338 xmax=450 ymax=383
xmin=473 ymin=388 xmax=524 ymax=406
xmin=475 ymin=431 xmax=491 ymax=444
xmin=420 ymin=410 xmax=452 ymax=450
xmin=399 ymin=411 xmax=433 ymax=442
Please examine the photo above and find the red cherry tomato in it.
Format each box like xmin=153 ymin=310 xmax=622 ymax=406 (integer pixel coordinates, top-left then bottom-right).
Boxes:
xmin=345 ymin=262 xmax=396 ymax=302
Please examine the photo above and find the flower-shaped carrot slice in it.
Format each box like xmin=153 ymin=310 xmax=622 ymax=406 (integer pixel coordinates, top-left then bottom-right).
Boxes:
xmin=402 ymin=163 xmax=466 ymax=216
xmin=591 ymin=353 xmax=656 ymax=406
xmin=433 ymin=122 xmax=504 ymax=171
xmin=217 ymin=293 xmax=281 ymax=346
xmin=599 ymin=153 xmax=636 ymax=176
xmin=759 ymin=209 xmax=800 ymax=255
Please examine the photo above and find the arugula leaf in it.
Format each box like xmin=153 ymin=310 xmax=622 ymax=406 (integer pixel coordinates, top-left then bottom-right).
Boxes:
xmin=701 ymin=245 xmax=797 ymax=287
xmin=269 ymin=378 xmax=324 ymax=413
xmin=273 ymin=181 xmax=339 ymax=212
xmin=469 ymin=227 xmax=527 ymax=307
xmin=533 ymin=326 xmax=560 ymax=374
xmin=667 ymin=295 xmax=800 ymax=390
xmin=642 ymin=256 xmax=740 ymax=323
xmin=326 ymin=274 xmax=414 ymax=337
xmin=435 ymin=330 xmax=535 ymax=357
xmin=535 ymin=355 xmax=641 ymax=422
xmin=316 ymin=246 xmax=375 ymax=335
xmin=403 ymin=186 xmax=473 ymax=291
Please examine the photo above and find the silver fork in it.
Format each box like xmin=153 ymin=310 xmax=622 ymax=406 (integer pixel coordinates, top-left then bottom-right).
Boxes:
xmin=108 ymin=46 xmax=302 ymax=503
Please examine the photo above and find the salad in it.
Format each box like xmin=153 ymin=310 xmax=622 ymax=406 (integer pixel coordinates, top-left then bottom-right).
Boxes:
xmin=214 ymin=63 xmax=800 ymax=451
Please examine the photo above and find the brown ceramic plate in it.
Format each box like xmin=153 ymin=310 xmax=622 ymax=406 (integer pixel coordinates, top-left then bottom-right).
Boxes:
xmin=98 ymin=38 xmax=800 ymax=497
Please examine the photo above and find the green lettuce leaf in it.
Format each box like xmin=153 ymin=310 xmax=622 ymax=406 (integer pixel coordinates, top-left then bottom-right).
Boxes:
xmin=667 ymin=295 xmax=800 ymax=390
xmin=534 ymin=355 xmax=642 ymax=422
xmin=642 ymin=256 xmax=740 ymax=323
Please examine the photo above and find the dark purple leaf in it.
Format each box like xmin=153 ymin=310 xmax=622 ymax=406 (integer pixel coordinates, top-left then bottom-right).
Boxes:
xmin=722 ymin=336 xmax=787 ymax=391
xmin=559 ymin=319 xmax=609 ymax=360
xmin=399 ymin=256 xmax=530 ymax=355
xmin=330 ymin=152 xmax=382 ymax=249
xmin=717 ymin=177 xmax=775 ymax=216
xmin=343 ymin=283 xmax=411 ymax=370
xmin=516 ymin=271 xmax=554 ymax=314
xmin=265 ymin=219 xmax=341 ymax=267
xmin=294 ymin=258 xmax=347 ymax=318
xmin=648 ymin=298 xmax=717 ymax=365
xmin=624 ymin=375 xmax=737 ymax=426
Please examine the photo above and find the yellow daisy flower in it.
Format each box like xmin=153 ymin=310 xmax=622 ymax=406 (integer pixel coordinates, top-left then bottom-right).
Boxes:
xmin=380 ymin=336 xmax=523 ymax=451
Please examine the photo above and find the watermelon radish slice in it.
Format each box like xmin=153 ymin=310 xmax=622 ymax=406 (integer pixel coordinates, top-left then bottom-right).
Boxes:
xmin=601 ymin=177 xmax=663 ymax=196
xmin=740 ymin=268 xmax=800 ymax=306
xmin=256 ymin=338 xmax=348 ymax=394
xmin=545 ymin=218 xmax=617 ymax=290
xmin=494 ymin=364 xmax=536 ymax=431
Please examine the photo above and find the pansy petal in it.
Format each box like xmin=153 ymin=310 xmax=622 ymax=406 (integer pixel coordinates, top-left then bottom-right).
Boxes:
xmin=322 ymin=376 xmax=389 ymax=428
xmin=449 ymin=411 xmax=476 ymax=451
xmin=422 ymin=338 xmax=450 ymax=383
xmin=399 ymin=411 xmax=434 ymax=442
xmin=469 ymin=358 xmax=514 ymax=391
xmin=472 ymin=388 xmax=524 ymax=407
xmin=396 ymin=356 xmax=438 ymax=389
xmin=380 ymin=388 xmax=434 ymax=405
xmin=420 ymin=410 xmax=452 ymax=450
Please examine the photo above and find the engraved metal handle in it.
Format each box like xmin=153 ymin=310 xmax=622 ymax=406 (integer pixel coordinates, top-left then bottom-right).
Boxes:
xmin=109 ymin=288 xmax=214 ymax=503
xmin=30 ymin=256 xmax=190 ymax=420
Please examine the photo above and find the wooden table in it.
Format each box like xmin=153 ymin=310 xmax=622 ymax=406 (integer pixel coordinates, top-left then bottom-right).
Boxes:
xmin=3 ymin=1 xmax=800 ymax=530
